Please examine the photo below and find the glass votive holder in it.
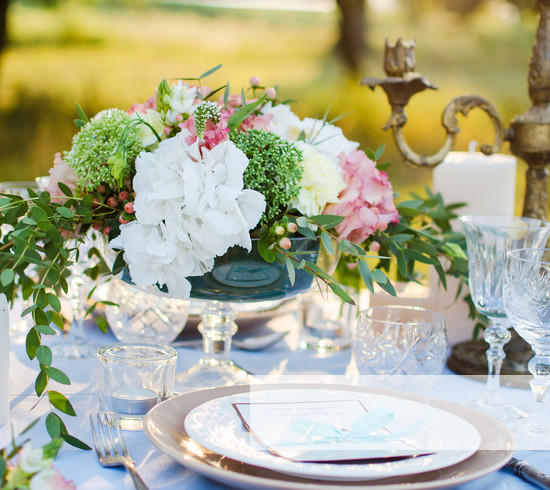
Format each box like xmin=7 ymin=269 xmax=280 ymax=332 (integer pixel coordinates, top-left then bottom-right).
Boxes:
xmin=352 ymin=305 xmax=447 ymax=392
xmin=299 ymin=286 xmax=358 ymax=353
xmin=98 ymin=343 xmax=177 ymax=430
xmin=103 ymin=276 xmax=189 ymax=345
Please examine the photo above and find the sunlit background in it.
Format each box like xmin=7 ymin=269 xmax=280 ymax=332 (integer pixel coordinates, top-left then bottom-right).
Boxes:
xmin=0 ymin=0 xmax=539 ymax=209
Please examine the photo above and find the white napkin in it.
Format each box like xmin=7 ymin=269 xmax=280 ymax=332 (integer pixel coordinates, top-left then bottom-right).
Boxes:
xmin=0 ymin=294 xmax=9 ymax=425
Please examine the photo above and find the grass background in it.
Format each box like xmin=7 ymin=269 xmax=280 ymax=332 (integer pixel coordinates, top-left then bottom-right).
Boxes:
xmin=0 ymin=0 xmax=540 ymax=211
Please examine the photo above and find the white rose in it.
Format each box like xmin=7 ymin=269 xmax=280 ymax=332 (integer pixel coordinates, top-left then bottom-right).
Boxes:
xmin=133 ymin=109 xmax=165 ymax=147
xmin=300 ymin=117 xmax=359 ymax=158
xmin=291 ymin=142 xmax=345 ymax=216
xmin=30 ymin=468 xmax=56 ymax=490
xmin=19 ymin=445 xmax=51 ymax=474
xmin=261 ymin=102 xmax=303 ymax=141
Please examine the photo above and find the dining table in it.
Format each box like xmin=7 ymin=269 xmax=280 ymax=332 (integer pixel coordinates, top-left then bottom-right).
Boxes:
xmin=2 ymin=301 xmax=549 ymax=490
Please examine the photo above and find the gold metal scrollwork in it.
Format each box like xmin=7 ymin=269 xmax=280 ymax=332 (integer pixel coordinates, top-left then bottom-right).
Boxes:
xmin=361 ymin=39 xmax=505 ymax=168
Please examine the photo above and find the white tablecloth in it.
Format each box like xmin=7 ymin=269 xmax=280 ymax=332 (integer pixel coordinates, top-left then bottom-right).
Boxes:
xmin=2 ymin=308 xmax=549 ymax=489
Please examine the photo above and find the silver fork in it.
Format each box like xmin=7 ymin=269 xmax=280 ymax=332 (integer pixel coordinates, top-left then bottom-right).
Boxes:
xmin=89 ymin=413 xmax=149 ymax=490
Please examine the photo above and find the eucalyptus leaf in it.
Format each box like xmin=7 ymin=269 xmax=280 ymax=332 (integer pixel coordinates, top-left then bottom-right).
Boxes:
xmin=46 ymin=367 xmax=71 ymax=385
xmin=48 ymin=391 xmax=76 ymax=416
xmin=0 ymin=269 xmax=14 ymax=287
xmin=45 ymin=413 xmax=62 ymax=438
xmin=36 ymin=345 xmax=53 ymax=367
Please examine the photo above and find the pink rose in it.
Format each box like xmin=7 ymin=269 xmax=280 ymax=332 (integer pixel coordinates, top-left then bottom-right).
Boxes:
xmin=324 ymin=150 xmax=399 ymax=244
xmin=44 ymin=153 xmax=79 ymax=201
xmin=239 ymin=113 xmax=273 ymax=132
xmin=44 ymin=468 xmax=77 ymax=490
xmin=127 ymin=94 xmax=156 ymax=115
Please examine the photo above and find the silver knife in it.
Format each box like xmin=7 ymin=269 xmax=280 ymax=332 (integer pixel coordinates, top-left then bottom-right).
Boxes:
xmin=506 ymin=457 xmax=550 ymax=489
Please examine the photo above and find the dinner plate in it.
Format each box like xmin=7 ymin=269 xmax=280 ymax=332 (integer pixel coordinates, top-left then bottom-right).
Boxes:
xmin=144 ymin=384 xmax=515 ymax=490
xmin=184 ymin=389 xmax=481 ymax=481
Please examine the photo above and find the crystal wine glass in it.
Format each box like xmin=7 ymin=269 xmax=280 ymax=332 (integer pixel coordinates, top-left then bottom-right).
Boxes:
xmin=504 ymin=247 xmax=550 ymax=437
xmin=460 ymin=214 xmax=550 ymax=423
xmin=51 ymin=233 xmax=104 ymax=360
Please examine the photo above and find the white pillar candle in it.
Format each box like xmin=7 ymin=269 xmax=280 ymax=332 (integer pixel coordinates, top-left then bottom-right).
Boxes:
xmin=432 ymin=147 xmax=517 ymax=345
xmin=0 ymin=294 xmax=9 ymax=426
xmin=433 ymin=148 xmax=517 ymax=218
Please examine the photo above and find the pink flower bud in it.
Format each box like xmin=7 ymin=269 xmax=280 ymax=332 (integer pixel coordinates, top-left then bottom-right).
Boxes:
xmin=103 ymin=226 xmax=111 ymax=236
xmin=279 ymin=237 xmax=291 ymax=250
xmin=124 ymin=202 xmax=134 ymax=214
xmin=287 ymin=222 xmax=297 ymax=233
xmin=250 ymin=76 xmax=261 ymax=86
xmin=265 ymin=87 xmax=277 ymax=99
xmin=369 ymin=241 xmax=381 ymax=252
xmin=175 ymin=113 xmax=183 ymax=122
xmin=92 ymin=223 xmax=102 ymax=231
xmin=60 ymin=229 xmax=70 ymax=239
xmin=107 ymin=197 xmax=118 ymax=207
xmin=346 ymin=262 xmax=358 ymax=270
xmin=97 ymin=185 xmax=106 ymax=194
xmin=275 ymin=226 xmax=285 ymax=235
xmin=119 ymin=215 xmax=129 ymax=225
xmin=118 ymin=190 xmax=129 ymax=201
xmin=163 ymin=126 xmax=172 ymax=136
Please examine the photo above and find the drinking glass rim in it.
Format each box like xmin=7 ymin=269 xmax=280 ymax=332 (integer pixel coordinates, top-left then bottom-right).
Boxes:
xmin=97 ymin=343 xmax=177 ymax=362
xmin=508 ymin=247 xmax=550 ymax=264
xmin=459 ymin=214 xmax=549 ymax=231
xmin=359 ymin=305 xmax=445 ymax=326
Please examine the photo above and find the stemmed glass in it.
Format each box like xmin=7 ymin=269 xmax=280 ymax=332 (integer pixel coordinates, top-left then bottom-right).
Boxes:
xmin=504 ymin=248 xmax=550 ymax=437
xmin=174 ymin=236 xmax=319 ymax=393
xmin=460 ymin=214 xmax=550 ymax=423
xmin=51 ymin=233 xmax=104 ymax=360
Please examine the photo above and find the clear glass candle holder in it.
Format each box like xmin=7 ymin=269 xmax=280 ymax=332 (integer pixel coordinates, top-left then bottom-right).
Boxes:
xmin=353 ymin=305 xmax=447 ymax=392
xmin=299 ymin=286 xmax=358 ymax=353
xmin=98 ymin=343 xmax=177 ymax=430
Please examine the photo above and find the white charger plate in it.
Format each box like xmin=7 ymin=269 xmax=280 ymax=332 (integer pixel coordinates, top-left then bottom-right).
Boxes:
xmin=184 ymin=388 xmax=480 ymax=481
xmin=144 ymin=383 xmax=515 ymax=490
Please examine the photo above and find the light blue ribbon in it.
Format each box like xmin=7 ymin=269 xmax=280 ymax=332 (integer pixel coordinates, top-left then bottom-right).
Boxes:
xmin=277 ymin=404 xmax=429 ymax=446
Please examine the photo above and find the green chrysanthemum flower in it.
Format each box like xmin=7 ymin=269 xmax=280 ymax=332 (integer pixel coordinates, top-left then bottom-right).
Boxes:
xmin=64 ymin=109 xmax=144 ymax=191
xmin=230 ymin=128 xmax=303 ymax=225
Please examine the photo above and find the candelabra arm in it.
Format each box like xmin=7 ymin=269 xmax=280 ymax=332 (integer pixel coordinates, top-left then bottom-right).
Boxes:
xmin=361 ymin=39 xmax=505 ymax=168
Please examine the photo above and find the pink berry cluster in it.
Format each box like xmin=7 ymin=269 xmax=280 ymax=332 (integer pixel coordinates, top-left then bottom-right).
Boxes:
xmin=248 ymin=76 xmax=277 ymax=100
xmin=273 ymin=220 xmax=298 ymax=250
xmin=91 ymin=184 xmax=136 ymax=236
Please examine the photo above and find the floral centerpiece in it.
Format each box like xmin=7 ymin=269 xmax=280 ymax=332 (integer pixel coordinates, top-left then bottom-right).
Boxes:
xmin=0 ymin=424 xmax=75 ymax=490
xmin=0 ymin=65 xmax=467 ymax=447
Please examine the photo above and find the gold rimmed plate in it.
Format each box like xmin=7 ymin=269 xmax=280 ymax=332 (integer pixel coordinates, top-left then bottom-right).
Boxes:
xmin=144 ymin=384 xmax=514 ymax=490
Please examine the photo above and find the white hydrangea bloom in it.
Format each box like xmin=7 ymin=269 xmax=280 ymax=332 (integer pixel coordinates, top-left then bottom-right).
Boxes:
xmin=291 ymin=141 xmax=345 ymax=217
xmin=110 ymin=131 xmax=266 ymax=298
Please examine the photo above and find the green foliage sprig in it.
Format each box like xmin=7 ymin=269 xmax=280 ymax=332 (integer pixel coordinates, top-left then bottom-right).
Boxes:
xmin=0 ymin=184 xmax=117 ymax=451
xmin=257 ymin=183 xmax=470 ymax=309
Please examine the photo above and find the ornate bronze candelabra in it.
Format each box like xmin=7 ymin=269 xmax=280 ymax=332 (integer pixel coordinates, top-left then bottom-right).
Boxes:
xmin=362 ymin=0 xmax=550 ymax=220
